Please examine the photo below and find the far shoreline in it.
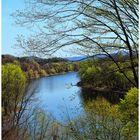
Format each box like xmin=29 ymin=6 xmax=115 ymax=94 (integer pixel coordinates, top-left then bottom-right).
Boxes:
xmin=28 ymin=71 xmax=79 ymax=81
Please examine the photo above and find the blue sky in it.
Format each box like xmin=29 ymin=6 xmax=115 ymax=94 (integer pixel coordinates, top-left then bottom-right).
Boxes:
xmin=2 ymin=0 xmax=29 ymax=56
xmin=2 ymin=0 xmax=81 ymax=57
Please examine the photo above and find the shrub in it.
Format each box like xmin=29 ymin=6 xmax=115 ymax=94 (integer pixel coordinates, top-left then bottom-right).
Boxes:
xmin=2 ymin=64 xmax=26 ymax=116
xmin=119 ymin=88 xmax=138 ymax=139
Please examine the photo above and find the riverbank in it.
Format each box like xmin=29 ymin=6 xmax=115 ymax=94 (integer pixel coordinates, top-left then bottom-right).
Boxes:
xmin=27 ymin=71 xmax=77 ymax=81
xmin=77 ymin=81 xmax=126 ymax=93
xmin=43 ymin=71 xmax=76 ymax=77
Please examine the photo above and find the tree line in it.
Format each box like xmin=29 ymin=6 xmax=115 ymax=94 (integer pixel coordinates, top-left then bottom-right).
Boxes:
xmin=2 ymin=55 xmax=78 ymax=80
xmin=78 ymin=55 xmax=137 ymax=91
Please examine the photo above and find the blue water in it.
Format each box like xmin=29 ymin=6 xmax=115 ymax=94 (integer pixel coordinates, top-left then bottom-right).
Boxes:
xmin=29 ymin=72 xmax=84 ymax=122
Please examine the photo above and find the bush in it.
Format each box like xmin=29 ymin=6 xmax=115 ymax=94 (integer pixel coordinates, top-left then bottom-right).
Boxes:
xmin=27 ymin=69 xmax=34 ymax=79
xmin=78 ymin=60 xmax=134 ymax=90
xmin=39 ymin=69 xmax=47 ymax=77
xmin=68 ymin=97 xmax=122 ymax=140
xmin=2 ymin=64 xmax=26 ymax=116
xmin=119 ymin=88 xmax=138 ymax=139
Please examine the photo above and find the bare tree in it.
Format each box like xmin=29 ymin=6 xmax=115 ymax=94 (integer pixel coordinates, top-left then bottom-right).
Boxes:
xmin=13 ymin=0 xmax=138 ymax=87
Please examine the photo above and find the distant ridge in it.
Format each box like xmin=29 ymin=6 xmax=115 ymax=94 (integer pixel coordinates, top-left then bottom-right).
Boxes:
xmin=65 ymin=56 xmax=87 ymax=61
xmin=2 ymin=51 xmax=129 ymax=63
xmin=65 ymin=55 xmax=107 ymax=62
xmin=65 ymin=51 xmax=129 ymax=62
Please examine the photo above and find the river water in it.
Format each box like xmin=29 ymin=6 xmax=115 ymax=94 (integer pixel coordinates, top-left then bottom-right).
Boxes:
xmin=28 ymin=72 xmax=84 ymax=123
xmin=27 ymin=71 xmax=124 ymax=124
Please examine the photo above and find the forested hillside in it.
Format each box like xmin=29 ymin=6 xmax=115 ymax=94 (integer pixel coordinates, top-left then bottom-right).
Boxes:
xmin=2 ymin=55 xmax=78 ymax=79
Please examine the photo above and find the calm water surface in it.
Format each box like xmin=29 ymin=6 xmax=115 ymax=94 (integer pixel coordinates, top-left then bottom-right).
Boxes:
xmin=29 ymin=72 xmax=84 ymax=122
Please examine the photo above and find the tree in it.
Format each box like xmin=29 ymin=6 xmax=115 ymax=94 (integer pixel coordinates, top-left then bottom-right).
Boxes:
xmin=13 ymin=0 xmax=138 ymax=87
xmin=79 ymin=64 xmax=101 ymax=85
xmin=119 ymin=87 xmax=138 ymax=139
xmin=27 ymin=69 xmax=34 ymax=79
xmin=2 ymin=64 xmax=26 ymax=116
xmin=67 ymin=92 xmax=138 ymax=140
xmin=68 ymin=97 xmax=123 ymax=140
xmin=2 ymin=64 xmax=27 ymax=139
xmin=39 ymin=69 xmax=47 ymax=77
xmin=2 ymin=64 xmax=37 ymax=140
xmin=20 ymin=62 xmax=30 ymax=72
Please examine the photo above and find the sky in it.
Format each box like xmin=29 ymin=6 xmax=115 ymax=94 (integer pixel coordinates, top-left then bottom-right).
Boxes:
xmin=2 ymin=0 xmax=30 ymax=56
xmin=2 ymin=0 xmax=76 ymax=57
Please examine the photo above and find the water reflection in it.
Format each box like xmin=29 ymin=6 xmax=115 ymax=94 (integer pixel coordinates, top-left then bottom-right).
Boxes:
xmin=80 ymin=87 xmax=125 ymax=105
xmin=29 ymin=72 xmax=84 ymax=123
xmin=28 ymin=72 xmax=125 ymax=123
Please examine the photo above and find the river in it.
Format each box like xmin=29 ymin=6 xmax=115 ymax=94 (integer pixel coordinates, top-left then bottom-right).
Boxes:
xmin=20 ymin=72 xmax=137 ymax=139
xmin=27 ymin=71 xmax=124 ymax=124
xmin=28 ymin=72 xmax=84 ymax=123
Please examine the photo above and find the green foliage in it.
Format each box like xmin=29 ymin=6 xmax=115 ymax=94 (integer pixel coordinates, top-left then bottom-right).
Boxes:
xmin=69 ymin=97 xmax=122 ymax=140
xmin=79 ymin=61 xmax=101 ymax=86
xmin=2 ymin=64 xmax=26 ymax=116
xmin=103 ymin=71 xmax=128 ymax=90
xmin=67 ymin=63 xmax=74 ymax=71
xmin=78 ymin=59 xmax=135 ymax=90
xmin=80 ymin=65 xmax=101 ymax=85
xmin=119 ymin=88 xmax=138 ymax=139
xmin=68 ymin=90 xmax=138 ymax=140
